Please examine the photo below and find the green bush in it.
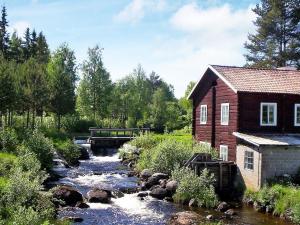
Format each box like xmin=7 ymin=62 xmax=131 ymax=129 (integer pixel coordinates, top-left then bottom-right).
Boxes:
xmin=0 ymin=128 xmax=19 ymax=153
xmin=172 ymin=166 xmax=218 ymax=208
xmin=23 ymin=130 xmax=54 ymax=171
xmin=56 ymin=140 xmax=81 ymax=166
xmin=0 ymin=153 xmax=17 ymax=176
xmin=130 ymin=133 xmax=158 ymax=150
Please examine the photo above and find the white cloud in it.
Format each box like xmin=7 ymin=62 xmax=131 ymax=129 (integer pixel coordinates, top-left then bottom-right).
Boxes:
xmin=115 ymin=0 xmax=166 ymax=24
xmin=148 ymin=3 xmax=257 ymax=97
xmin=8 ymin=21 xmax=31 ymax=37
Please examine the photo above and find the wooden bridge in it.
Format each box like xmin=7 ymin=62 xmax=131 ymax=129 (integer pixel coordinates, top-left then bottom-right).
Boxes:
xmin=89 ymin=128 xmax=150 ymax=150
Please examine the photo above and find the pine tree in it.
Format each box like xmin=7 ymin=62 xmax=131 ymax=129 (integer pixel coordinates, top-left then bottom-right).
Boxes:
xmin=0 ymin=6 xmax=9 ymax=58
xmin=30 ymin=29 xmax=38 ymax=57
xmin=244 ymin=0 xmax=300 ymax=68
xmin=22 ymin=28 xmax=31 ymax=61
xmin=36 ymin=32 xmax=50 ymax=64
xmin=8 ymin=32 xmax=23 ymax=63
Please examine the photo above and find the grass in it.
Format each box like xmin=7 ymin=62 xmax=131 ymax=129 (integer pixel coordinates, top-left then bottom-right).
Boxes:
xmin=244 ymin=184 xmax=300 ymax=223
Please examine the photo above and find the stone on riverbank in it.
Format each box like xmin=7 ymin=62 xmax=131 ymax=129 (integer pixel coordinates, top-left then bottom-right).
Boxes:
xmin=151 ymin=173 xmax=169 ymax=180
xmin=87 ymin=188 xmax=111 ymax=203
xmin=225 ymin=209 xmax=237 ymax=216
xmin=150 ymin=187 xmax=168 ymax=199
xmin=188 ymin=199 xmax=197 ymax=207
xmin=166 ymin=180 xmax=178 ymax=193
xmin=78 ymin=146 xmax=90 ymax=160
xmin=65 ymin=217 xmax=84 ymax=223
xmin=137 ymin=191 xmax=149 ymax=197
xmin=217 ymin=202 xmax=230 ymax=212
xmin=76 ymin=202 xmax=90 ymax=208
xmin=140 ymin=169 xmax=152 ymax=180
xmin=167 ymin=211 xmax=203 ymax=225
xmin=53 ymin=185 xmax=84 ymax=207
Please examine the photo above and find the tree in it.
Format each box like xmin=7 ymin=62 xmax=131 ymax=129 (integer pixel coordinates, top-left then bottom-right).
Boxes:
xmin=244 ymin=0 xmax=300 ymax=68
xmin=36 ymin=32 xmax=50 ymax=64
xmin=48 ymin=44 xmax=77 ymax=130
xmin=78 ymin=45 xmax=112 ymax=120
xmin=0 ymin=6 xmax=9 ymax=58
xmin=22 ymin=28 xmax=31 ymax=61
xmin=8 ymin=32 xmax=23 ymax=63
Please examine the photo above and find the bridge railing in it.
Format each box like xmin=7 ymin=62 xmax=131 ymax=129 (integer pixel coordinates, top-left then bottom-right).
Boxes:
xmin=89 ymin=128 xmax=150 ymax=138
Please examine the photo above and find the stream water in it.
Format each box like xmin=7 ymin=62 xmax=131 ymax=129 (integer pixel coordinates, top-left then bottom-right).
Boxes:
xmin=51 ymin=142 xmax=292 ymax=225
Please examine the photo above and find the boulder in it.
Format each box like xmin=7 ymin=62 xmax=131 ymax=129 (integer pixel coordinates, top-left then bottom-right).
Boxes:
xmin=167 ymin=211 xmax=203 ymax=225
xmin=152 ymin=173 xmax=169 ymax=180
xmin=164 ymin=197 xmax=174 ymax=202
xmin=166 ymin=180 xmax=178 ymax=193
xmin=159 ymin=179 xmax=168 ymax=188
xmin=66 ymin=217 xmax=84 ymax=223
xmin=225 ymin=209 xmax=237 ymax=216
xmin=145 ymin=176 xmax=160 ymax=189
xmin=137 ymin=191 xmax=148 ymax=197
xmin=150 ymin=187 xmax=168 ymax=200
xmin=206 ymin=215 xmax=214 ymax=220
xmin=112 ymin=190 xmax=125 ymax=198
xmin=87 ymin=188 xmax=111 ymax=203
xmin=253 ymin=201 xmax=265 ymax=212
xmin=189 ymin=199 xmax=197 ymax=207
xmin=53 ymin=185 xmax=83 ymax=207
xmin=78 ymin=146 xmax=90 ymax=160
xmin=127 ymin=171 xmax=136 ymax=177
xmin=140 ymin=169 xmax=152 ymax=180
xmin=217 ymin=202 xmax=230 ymax=212
xmin=76 ymin=202 xmax=90 ymax=208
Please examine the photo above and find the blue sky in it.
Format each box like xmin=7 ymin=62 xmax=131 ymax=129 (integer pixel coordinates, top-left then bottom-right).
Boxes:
xmin=1 ymin=0 xmax=258 ymax=97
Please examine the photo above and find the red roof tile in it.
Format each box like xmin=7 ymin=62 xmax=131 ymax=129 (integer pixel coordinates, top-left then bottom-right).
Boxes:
xmin=211 ymin=65 xmax=300 ymax=95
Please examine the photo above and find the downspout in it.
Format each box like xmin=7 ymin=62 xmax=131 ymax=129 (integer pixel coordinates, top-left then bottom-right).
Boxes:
xmin=211 ymin=84 xmax=216 ymax=148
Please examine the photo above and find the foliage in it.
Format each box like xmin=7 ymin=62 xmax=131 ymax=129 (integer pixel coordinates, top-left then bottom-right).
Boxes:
xmin=77 ymin=45 xmax=113 ymax=120
xmin=244 ymin=184 xmax=300 ymax=223
xmin=23 ymin=130 xmax=54 ymax=171
xmin=55 ymin=140 xmax=81 ymax=166
xmin=129 ymin=133 xmax=158 ymax=150
xmin=0 ymin=152 xmax=17 ymax=176
xmin=244 ymin=0 xmax=300 ymax=68
xmin=172 ymin=166 xmax=218 ymax=208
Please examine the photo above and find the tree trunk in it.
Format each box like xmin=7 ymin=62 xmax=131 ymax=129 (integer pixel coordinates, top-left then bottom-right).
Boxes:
xmin=32 ymin=108 xmax=35 ymax=129
xmin=26 ymin=109 xmax=30 ymax=128
xmin=57 ymin=114 xmax=61 ymax=130
xmin=0 ymin=111 xmax=2 ymax=129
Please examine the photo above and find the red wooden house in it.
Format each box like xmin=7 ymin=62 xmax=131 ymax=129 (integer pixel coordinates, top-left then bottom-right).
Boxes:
xmin=188 ymin=65 xmax=300 ymax=189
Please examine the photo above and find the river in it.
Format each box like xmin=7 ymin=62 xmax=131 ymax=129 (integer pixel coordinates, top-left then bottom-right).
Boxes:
xmin=51 ymin=142 xmax=292 ymax=225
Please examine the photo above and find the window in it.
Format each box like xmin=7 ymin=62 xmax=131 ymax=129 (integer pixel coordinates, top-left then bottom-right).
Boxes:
xmin=200 ymin=105 xmax=207 ymax=124
xmin=244 ymin=151 xmax=254 ymax=170
xmin=221 ymin=103 xmax=229 ymax=125
xmin=260 ymin=103 xmax=277 ymax=126
xmin=295 ymin=104 xmax=300 ymax=126
xmin=220 ymin=145 xmax=228 ymax=161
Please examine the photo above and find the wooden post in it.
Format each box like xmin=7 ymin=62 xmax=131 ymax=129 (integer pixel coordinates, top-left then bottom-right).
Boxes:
xmin=219 ymin=163 xmax=223 ymax=191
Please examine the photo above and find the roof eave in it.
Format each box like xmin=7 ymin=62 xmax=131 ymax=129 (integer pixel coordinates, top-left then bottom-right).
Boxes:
xmin=187 ymin=65 xmax=238 ymax=100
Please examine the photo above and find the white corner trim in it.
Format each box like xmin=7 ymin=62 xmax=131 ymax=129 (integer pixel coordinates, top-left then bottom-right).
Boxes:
xmin=295 ymin=104 xmax=300 ymax=126
xmin=187 ymin=65 xmax=238 ymax=100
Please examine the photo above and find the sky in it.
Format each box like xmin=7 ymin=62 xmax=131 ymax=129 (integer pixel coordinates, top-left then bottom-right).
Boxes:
xmin=1 ymin=0 xmax=259 ymax=98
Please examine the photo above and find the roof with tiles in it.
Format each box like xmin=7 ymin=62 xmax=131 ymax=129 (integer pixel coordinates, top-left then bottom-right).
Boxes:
xmin=211 ymin=65 xmax=300 ymax=95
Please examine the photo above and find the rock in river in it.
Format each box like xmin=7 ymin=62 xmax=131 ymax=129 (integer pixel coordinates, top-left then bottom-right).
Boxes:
xmin=140 ymin=169 xmax=152 ymax=180
xmin=53 ymin=185 xmax=84 ymax=207
xmin=166 ymin=180 xmax=178 ymax=193
xmin=167 ymin=211 xmax=203 ymax=225
xmin=150 ymin=187 xmax=168 ymax=199
xmin=87 ymin=188 xmax=111 ymax=203
xmin=217 ymin=201 xmax=230 ymax=212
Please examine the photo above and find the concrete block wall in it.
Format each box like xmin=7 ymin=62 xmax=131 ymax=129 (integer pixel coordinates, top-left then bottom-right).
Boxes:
xmin=236 ymin=144 xmax=261 ymax=191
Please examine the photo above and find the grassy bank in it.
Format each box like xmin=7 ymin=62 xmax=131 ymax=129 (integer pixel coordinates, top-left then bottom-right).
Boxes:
xmin=244 ymin=184 xmax=300 ymax=223
xmin=0 ymin=128 xmax=75 ymax=225
xmin=119 ymin=132 xmax=219 ymax=208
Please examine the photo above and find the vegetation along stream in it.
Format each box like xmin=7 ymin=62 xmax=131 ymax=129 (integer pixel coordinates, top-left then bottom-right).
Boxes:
xmin=50 ymin=140 xmax=292 ymax=225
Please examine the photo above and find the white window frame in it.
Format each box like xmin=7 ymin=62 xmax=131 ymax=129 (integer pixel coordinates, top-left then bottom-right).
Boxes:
xmin=244 ymin=151 xmax=254 ymax=170
xmin=220 ymin=145 xmax=228 ymax=161
xmin=200 ymin=105 xmax=207 ymax=124
xmin=221 ymin=103 xmax=229 ymax=125
xmin=295 ymin=104 xmax=300 ymax=127
xmin=260 ymin=102 xmax=277 ymax=126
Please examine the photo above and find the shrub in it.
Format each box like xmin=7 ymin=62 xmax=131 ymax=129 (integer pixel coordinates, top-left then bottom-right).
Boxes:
xmin=23 ymin=130 xmax=54 ymax=171
xmin=172 ymin=166 xmax=218 ymax=208
xmin=129 ymin=133 xmax=158 ymax=150
xmin=56 ymin=140 xmax=81 ymax=166
xmin=0 ymin=128 xmax=19 ymax=153
xmin=0 ymin=153 xmax=17 ymax=176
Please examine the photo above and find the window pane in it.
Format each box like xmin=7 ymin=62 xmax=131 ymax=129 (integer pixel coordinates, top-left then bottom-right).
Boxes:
xmin=269 ymin=106 xmax=274 ymax=123
xmin=297 ymin=106 xmax=300 ymax=124
xmin=262 ymin=106 xmax=268 ymax=124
